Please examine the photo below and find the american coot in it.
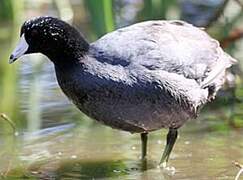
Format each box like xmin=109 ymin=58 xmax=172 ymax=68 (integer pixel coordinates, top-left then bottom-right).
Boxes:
xmin=10 ymin=16 xmax=236 ymax=166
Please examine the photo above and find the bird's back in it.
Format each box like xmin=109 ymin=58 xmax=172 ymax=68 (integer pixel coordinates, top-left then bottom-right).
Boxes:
xmin=90 ymin=20 xmax=236 ymax=100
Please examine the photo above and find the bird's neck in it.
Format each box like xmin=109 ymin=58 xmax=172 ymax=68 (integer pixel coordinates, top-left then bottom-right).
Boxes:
xmin=45 ymin=34 xmax=89 ymax=65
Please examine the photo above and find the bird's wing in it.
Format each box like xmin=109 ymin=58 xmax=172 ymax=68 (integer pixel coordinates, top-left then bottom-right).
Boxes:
xmin=90 ymin=20 xmax=236 ymax=86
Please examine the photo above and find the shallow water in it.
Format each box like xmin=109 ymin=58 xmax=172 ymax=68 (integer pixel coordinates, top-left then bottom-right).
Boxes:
xmin=1 ymin=120 xmax=243 ymax=179
xmin=0 ymin=1 xmax=243 ymax=179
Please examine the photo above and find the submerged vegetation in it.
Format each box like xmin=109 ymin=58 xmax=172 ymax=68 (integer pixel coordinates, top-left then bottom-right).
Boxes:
xmin=0 ymin=0 xmax=243 ymax=179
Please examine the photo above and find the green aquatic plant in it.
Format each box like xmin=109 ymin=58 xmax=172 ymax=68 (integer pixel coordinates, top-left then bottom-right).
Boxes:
xmin=85 ymin=0 xmax=115 ymax=38
xmin=0 ymin=113 xmax=17 ymax=134
xmin=139 ymin=0 xmax=177 ymax=20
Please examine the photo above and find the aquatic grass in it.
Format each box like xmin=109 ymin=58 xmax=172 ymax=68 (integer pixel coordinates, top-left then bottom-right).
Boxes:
xmin=0 ymin=0 xmax=24 ymax=129
xmin=139 ymin=0 xmax=177 ymax=20
xmin=103 ymin=0 xmax=114 ymax=33
xmin=85 ymin=0 xmax=114 ymax=38
xmin=141 ymin=0 xmax=153 ymax=20
xmin=0 ymin=0 xmax=24 ymax=24
xmin=0 ymin=113 xmax=17 ymax=134
xmin=0 ymin=0 xmax=14 ymax=21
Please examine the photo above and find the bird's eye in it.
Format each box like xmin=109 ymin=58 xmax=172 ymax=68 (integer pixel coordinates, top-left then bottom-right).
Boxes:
xmin=31 ymin=29 xmax=38 ymax=37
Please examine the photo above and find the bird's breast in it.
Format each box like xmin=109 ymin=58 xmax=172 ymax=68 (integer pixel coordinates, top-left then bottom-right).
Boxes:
xmin=55 ymin=67 xmax=193 ymax=133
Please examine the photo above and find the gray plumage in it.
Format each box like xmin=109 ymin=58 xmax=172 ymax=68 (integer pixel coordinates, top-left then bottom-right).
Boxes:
xmin=55 ymin=20 xmax=236 ymax=133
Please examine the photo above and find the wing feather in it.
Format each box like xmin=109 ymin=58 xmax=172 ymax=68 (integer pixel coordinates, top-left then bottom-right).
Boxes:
xmin=89 ymin=20 xmax=236 ymax=102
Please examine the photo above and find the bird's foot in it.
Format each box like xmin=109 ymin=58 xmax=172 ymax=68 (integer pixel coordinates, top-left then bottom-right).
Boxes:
xmin=158 ymin=162 xmax=176 ymax=176
xmin=159 ymin=161 xmax=167 ymax=168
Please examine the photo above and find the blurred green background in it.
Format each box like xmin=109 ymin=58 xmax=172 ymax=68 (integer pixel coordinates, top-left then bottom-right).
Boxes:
xmin=0 ymin=0 xmax=243 ymax=179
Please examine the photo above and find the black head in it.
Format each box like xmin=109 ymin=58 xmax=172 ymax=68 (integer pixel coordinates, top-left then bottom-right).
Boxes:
xmin=10 ymin=16 xmax=89 ymax=64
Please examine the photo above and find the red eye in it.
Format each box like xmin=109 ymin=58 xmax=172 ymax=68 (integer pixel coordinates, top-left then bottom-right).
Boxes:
xmin=31 ymin=29 xmax=38 ymax=37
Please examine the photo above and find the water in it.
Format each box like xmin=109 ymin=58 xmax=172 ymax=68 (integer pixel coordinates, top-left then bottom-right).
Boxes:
xmin=0 ymin=1 xmax=243 ymax=179
xmin=1 ymin=121 xmax=243 ymax=179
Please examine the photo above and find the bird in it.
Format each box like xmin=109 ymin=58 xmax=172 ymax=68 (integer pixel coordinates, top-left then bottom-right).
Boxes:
xmin=9 ymin=16 xmax=236 ymax=166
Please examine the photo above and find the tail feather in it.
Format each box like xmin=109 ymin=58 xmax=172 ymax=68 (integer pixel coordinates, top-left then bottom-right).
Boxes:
xmin=200 ymin=51 xmax=236 ymax=89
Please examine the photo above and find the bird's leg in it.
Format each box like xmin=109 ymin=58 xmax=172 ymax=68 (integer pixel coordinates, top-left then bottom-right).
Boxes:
xmin=141 ymin=132 xmax=148 ymax=160
xmin=160 ymin=128 xmax=178 ymax=166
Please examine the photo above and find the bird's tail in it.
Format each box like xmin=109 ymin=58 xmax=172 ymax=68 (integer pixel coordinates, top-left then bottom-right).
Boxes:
xmin=201 ymin=51 xmax=236 ymax=88
xmin=200 ymin=51 xmax=237 ymax=100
